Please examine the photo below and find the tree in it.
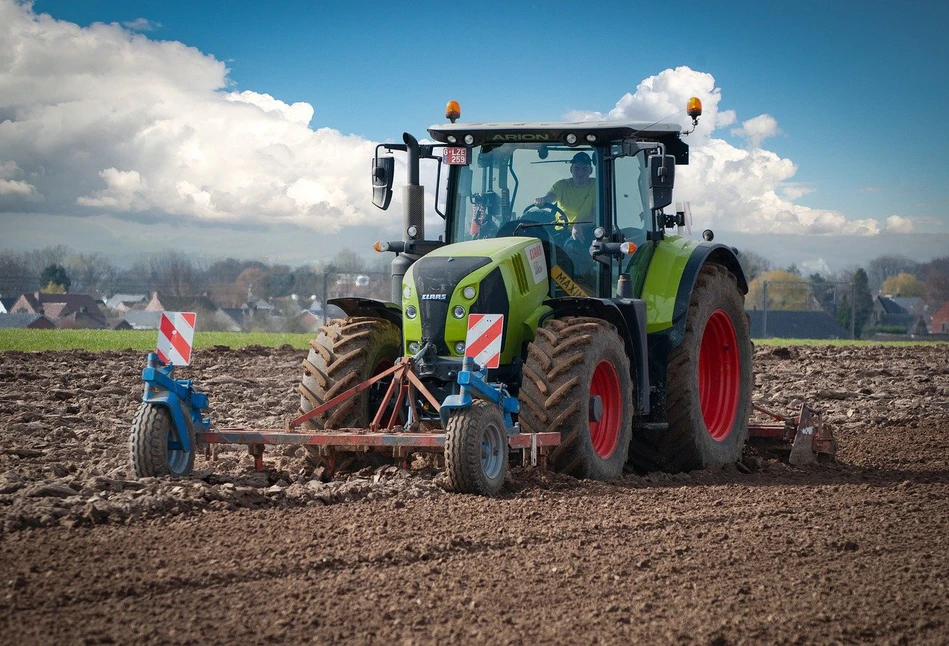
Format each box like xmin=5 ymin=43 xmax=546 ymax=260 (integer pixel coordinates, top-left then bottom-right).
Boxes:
xmin=0 ymin=250 xmax=32 ymax=294
xmin=67 ymin=252 xmax=118 ymax=294
xmin=236 ymin=267 xmax=270 ymax=301
xmin=141 ymin=251 xmax=207 ymax=298
xmin=808 ymin=273 xmax=836 ymax=315
xmin=881 ymin=272 xmax=926 ymax=297
xmin=40 ymin=263 xmax=71 ymax=292
xmin=747 ymin=270 xmax=810 ymax=311
xmin=837 ymin=268 xmax=873 ymax=338
xmin=868 ymin=255 xmax=919 ymax=293
xmin=735 ymin=249 xmax=773 ymax=283
xmin=925 ymin=267 xmax=949 ymax=308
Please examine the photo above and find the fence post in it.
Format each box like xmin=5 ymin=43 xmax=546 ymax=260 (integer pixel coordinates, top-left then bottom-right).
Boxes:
xmin=762 ymin=281 xmax=768 ymax=338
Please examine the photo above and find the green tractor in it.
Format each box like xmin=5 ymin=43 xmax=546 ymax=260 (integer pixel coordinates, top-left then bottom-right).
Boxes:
xmin=298 ymin=98 xmax=753 ymax=494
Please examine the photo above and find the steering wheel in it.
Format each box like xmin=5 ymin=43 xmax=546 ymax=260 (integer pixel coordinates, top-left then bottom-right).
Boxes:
xmin=521 ymin=202 xmax=570 ymax=245
xmin=522 ymin=202 xmax=567 ymax=223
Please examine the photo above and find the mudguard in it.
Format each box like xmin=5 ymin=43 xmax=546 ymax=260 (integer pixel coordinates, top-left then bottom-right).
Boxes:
xmin=641 ymin=236 xmax=746 ymax=347
xmin=329 ymin=297 xmax=403 ymax=328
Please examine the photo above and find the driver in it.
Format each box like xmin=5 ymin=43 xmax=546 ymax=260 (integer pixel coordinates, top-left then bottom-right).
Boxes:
xmin=535 ymin=151 xmax=596 ymax=242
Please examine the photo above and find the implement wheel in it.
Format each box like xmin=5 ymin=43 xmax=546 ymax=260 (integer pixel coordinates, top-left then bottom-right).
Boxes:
xmin=298 ymin=316 xmax=401 ymax=430
xmin=631 ymin=262 xmax=753 ymax=472
xmin=129 ymin=403 xmax=195 ymax=477
xmin=445 ymin=400 xmax=509 ymax=496
xmin=519 ymin=317 xmax=633 ymax=480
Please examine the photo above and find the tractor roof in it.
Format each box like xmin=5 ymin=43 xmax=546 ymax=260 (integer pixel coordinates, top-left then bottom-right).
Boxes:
xmin=428 ymin=121 xmax=689 ymax=163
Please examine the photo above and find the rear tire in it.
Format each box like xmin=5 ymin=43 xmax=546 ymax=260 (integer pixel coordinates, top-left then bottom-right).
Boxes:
xmin=519 ymin=317 xmax=633 ymax=480
xmin=298 ymin=317 xmax=401 ymax=430
xmin=631 ymin=263 xmax=753 ymax=472
xmin=129 ymin=403 xmax=195 ymax=477
xmin=445 ymin=400 xmax=508 ymax=496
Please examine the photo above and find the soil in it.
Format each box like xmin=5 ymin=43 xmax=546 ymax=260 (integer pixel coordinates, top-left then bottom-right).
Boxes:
xmin=1 ymin=343 xmax=947 ymax=644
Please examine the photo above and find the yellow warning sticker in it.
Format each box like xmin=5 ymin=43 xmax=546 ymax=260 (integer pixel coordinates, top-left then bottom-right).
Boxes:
xmin=551 ymin=265 xmax=590 ymax=297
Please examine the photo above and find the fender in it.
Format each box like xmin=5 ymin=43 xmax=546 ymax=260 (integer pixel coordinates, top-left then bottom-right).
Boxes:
xmin=543 ymin=297 xmax=650 ymax=415
xmin=329 ymin=297 xmax=403 ymax=329
xmin=642 ymin=236 xmax=746 ymax=347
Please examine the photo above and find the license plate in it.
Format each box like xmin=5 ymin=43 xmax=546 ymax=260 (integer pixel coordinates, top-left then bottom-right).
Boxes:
xmin=442 ymin=147 xmax=468 ymax=165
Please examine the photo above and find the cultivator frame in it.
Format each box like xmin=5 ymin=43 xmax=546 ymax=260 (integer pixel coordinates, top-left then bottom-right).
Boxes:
xmin=133 ymin=350 xmax=837 ymax=488
xmin=134 ymin=352 xmax=561 ymax=479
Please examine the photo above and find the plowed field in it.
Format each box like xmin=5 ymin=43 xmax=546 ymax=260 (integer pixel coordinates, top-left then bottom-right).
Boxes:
xmin=1 ymin=344 xmax=947 ymax=644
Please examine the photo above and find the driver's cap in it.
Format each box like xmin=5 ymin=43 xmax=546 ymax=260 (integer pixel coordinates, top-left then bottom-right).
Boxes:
xmin=570 ymin=152 xmax=593 ymax=166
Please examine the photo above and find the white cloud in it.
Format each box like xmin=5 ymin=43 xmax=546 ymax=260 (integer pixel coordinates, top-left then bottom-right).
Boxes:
xmin=883 ymin=215 xmax=915 ymax=233
xmin=581 ymin=67 xmax=880 ymax=236
xmin=780 ymin=184 xmax=814 ymax=200
xmin=0 ymin=0 xmax=392 ymax=235
xmin=0 ymin=2 xmax=887 ymax=252
xmin=731 ymin=114 xmax=781 ymax=148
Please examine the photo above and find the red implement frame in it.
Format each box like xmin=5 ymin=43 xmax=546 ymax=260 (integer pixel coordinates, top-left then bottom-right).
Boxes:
xmin=748 ymin=402 xmax=837 ymax=465
xmin=195 ymin=357 xmax=560 ymax=471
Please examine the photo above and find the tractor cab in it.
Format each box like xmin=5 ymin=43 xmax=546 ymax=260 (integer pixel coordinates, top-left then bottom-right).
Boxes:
xmin=426 ymin=119 xmax=691 ymax=300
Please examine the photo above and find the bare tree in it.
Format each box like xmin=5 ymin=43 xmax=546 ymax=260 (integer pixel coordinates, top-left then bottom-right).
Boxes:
xmin=867 ymin=255 xmax=919 ymax=292
xmin=735 ymin=248 xmax=773 ymax=282
xmin=67 ymin=252 xmax=118 ymax=294
xmin=25 ymin=245 xmax=71 ymax=278
xmin=0 ymin=250 xmax=35 ymax=294
xmin=135 ymin=251 xmax=208 ymax=298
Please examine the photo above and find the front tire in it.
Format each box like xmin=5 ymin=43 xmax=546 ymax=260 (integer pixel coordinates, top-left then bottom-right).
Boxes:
xmin=444 ymin=400 xmax=508 ymax=496
xmin=129 ymin=403 xmax=195 ymax=477
xmin=298 ymin=317 xmax=401 ymax=430
xmin=519 ymin=317 xmax=633 ymax=480
xmin=631 ymin=263 xmax=753 ymax=472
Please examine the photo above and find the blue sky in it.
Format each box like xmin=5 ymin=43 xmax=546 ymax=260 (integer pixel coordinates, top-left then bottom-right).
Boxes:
xmin=2 ymin=0 xmax=947 ymax=272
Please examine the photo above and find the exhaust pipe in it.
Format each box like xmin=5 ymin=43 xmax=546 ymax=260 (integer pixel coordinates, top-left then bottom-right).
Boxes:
xmin=391 ymin=132 xmax=425 ymax=303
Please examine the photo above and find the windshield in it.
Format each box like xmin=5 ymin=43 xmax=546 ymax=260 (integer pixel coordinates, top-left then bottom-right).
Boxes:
xmin=448 ymin=144 xmax=603 ymax=243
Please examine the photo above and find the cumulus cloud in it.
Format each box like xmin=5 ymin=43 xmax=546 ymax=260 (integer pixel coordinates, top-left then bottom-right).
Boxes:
xmin=883 ymin=215 xmax=915 ymax=233
xmin=731 ymin=114 xmax=781 ymax=148
xmin=576 ymin=67 xmax=879 ymax=236
xmin=0 ymin=0 xmax=391 ymax=235
xmin=0 ymin=3 xmax=884 ymax=248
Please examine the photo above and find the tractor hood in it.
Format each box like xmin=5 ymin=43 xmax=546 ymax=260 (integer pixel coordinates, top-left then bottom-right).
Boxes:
xmin=402 ymin=236 xmax=549 ymax=363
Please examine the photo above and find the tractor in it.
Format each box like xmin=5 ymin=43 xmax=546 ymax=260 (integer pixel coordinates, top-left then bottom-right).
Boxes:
xmin=295 ymin=97 xmax=756 ymax=494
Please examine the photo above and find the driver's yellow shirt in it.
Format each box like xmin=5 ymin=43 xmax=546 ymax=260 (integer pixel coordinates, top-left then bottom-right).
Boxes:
xmin=550 ymin=179 xmax=596 ymax=223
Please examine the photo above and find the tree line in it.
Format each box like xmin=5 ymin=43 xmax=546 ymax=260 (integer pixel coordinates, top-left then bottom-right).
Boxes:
xmin=0 ymin=245 xmax=390 ymax=306
xmin=736 ymin=249 xmax=949 ymax=337
xmin=3 ymin=245 xmax=948 ymax=337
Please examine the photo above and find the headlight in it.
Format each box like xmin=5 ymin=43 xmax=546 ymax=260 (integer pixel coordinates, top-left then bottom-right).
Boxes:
xmin=405 ymin=305 xmax=417 ymax=319
xmin=454 ymin=341 xmax=466 ymax=355
xmin=452 ymin=305 xmax=466 ymax=319
xmin=408 ymin=341 xmax=421 ymax=354
xmin=402 ymin=285 xmax=412 ymax=299
xmin=462 ymin=285 xmax=476 ymax=300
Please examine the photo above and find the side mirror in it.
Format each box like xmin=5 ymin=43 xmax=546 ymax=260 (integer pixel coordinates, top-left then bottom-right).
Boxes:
xmin=371 ymin=156 xmax=395 ymax=210
xmin=648 ymin=154 xmax=675 ymax=211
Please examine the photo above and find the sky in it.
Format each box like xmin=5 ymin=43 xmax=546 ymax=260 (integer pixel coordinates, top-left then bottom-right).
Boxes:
xmin=1 ymin=0 xmax=947 ymax=274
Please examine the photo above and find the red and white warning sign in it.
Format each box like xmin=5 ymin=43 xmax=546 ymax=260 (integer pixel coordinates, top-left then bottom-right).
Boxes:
xmin=157 ymin=312 xmax=196 ymax=366
xmin=464 ymin=313 xmax=503 ymax=369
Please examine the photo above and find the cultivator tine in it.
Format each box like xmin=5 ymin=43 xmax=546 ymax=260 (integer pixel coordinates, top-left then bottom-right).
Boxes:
xmin=748 ymin=402 xmax=837 ymax=466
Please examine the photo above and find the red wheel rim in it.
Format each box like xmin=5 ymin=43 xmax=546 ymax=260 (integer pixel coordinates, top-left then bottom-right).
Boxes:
xmin=590 ymin=359 xmax=622 ymax=458
xmin=698 ymin=309 xmax=740 ymax=441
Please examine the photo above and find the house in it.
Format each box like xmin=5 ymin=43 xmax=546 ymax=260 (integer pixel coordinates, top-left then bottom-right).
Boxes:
xmin=931 ymin=300 xmax=949 ymax=334
xmin=144 ymin=292 xmax=241 ymax=332
xmin=747 ymin=310 xmax=851 ymax=340
xmin=0 ymin=313 xmax=57 ymax=329
xmin=117 ymin=310 xmax=163 ymax=330
xmin=872 ymin=296 xmax=927 ymax=333
xmin=8 ymin=292 xmax=107 ymax=328
xmin=104 ymin=293 xmax=148 ymax=313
